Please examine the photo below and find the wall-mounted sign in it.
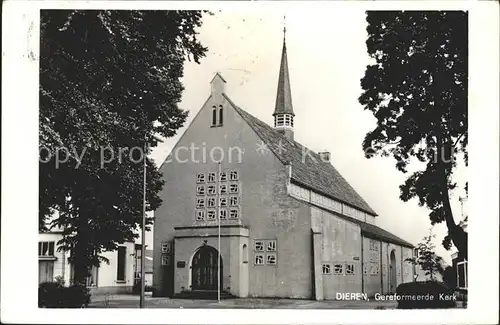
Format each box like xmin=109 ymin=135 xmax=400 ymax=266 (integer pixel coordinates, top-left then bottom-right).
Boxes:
xmin=353 ymin=256 xmax=360 ymax=261
xmin=177 ymin=261 xmax=186 ymax=268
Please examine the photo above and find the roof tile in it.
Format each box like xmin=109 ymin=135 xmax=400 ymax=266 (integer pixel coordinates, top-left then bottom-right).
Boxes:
xmin=228 ymin=96 xmax=377 ymax=216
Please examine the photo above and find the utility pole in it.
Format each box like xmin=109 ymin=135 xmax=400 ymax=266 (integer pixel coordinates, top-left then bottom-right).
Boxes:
xmin=217 ymin=162 xmax=221 ymax=302
xmin=140 ymin=135 xmax=163 ymax=308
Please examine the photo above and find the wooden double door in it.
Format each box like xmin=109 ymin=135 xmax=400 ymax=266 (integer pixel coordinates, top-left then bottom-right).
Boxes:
xmin=191 ymin=246 xmax=222 ymax=291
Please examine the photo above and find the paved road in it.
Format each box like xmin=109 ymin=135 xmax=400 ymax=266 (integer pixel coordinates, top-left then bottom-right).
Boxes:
xmin=89 ymin=294 xmax=398 ymax=309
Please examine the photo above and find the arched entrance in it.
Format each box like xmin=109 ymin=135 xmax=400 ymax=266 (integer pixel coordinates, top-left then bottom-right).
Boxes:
xmin=389 ymin=250 xmax=397 ymax=293
xmin=191 ymin=245 xmax=222 ymax=291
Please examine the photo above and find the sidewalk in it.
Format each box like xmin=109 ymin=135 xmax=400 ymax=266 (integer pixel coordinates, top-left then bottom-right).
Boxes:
xmin=89 ymin=294 xmax=399 ymax=309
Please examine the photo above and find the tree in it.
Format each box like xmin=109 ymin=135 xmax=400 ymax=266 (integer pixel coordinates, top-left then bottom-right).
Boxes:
xmin=359 ymin=11 xmax=468 ymax=259
xmin=39 ymin=10 xmax=208 ymax=285
xmin=406 ymin=228 xmax=445 ymax=281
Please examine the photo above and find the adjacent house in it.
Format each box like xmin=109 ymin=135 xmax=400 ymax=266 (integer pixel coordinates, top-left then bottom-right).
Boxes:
xmin=39 ymin=221 xmax=136 ymax=295
xmin=152 ymin=30 xmax=415 ymax=300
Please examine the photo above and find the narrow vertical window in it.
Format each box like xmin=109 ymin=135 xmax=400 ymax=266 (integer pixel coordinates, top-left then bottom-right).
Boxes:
xmin=117 ymin=246 xmax=126 ymax=281
xmin=219 ymin=105 xmax=224 ymax=126
xmin=212 ymin=106 xmax=217 ymax=126
xmin=242 ymin=244 xmax=248 ymax=263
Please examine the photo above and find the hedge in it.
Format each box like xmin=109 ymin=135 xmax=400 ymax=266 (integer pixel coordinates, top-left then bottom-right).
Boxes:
xmin=396 ymin=281 xmax=456 ymax=309
xmin=39 ymin=281 xmax=91 ymax=308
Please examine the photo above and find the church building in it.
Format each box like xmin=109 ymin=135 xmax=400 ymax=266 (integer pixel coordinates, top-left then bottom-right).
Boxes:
xmin=153 ymin=29 xmax=415 ymax=300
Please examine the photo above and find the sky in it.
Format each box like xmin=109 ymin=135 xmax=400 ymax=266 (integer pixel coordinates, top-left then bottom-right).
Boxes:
xmin=144 ymin=10 xmax=467 ymax=264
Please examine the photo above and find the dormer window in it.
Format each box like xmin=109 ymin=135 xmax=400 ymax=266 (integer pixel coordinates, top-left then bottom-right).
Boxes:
xmin=211 ymin=105 xmax=224 ymax=127
xmin=274 ymin=114 xmax=294 ymax=128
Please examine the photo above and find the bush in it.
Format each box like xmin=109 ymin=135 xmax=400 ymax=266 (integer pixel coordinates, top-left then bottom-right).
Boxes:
xmin=133 ymin=281 xmax=140 ymax=294
xmin=39 ymin=281 xmax=64 ymax=308
xmin=39 ymin=282 xmax=91 ymax=308
xmin=396 ymin=281 xmax=456 ymax=309
xmin=62 ymin=285 xmax=91 ymax=308
xmin=132 ymin=279 xmax=153 ymax=294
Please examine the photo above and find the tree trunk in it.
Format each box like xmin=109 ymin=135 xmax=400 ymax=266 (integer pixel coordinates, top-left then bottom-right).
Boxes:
xmin=437 ymin=137 xmax=468 ymax=259
xmin=72 ymin=208 xmax=91 ymax=286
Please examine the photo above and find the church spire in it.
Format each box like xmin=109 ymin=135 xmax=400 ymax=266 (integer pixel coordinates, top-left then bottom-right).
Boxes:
xmin=273 ymin=16 xmax=295 ymax=141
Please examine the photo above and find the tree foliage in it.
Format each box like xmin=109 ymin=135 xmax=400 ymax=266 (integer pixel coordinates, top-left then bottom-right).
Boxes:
xmin=406 ymin=228 xmax=445 ymax=281
xmin=39 ymin=10 xmax=208 ymax=284
xmin=359 ymin=11 xmax=468 ymax=258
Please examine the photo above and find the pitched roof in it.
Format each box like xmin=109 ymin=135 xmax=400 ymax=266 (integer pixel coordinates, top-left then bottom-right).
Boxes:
xmin=360 ymin=221 xmax=414 ymax=248
xmin=306 ymin=201 xmax=413 ymax=248
xmin=273 ymin=38 xmax=294 ymax=116
xmin=226 ymin=94 xmax=377 ymax=216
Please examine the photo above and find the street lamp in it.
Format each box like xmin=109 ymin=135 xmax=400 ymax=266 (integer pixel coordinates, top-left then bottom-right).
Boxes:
xmin=140 ymin=135 xmax=163 ymax=309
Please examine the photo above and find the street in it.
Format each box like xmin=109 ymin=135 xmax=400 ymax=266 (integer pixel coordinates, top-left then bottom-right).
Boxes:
xmin=89 ymin=294 xmax=399 ymax=309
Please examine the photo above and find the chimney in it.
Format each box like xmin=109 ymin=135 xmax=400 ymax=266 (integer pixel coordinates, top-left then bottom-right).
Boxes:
xmin=318 ymin=151 xmax=331 ymax=163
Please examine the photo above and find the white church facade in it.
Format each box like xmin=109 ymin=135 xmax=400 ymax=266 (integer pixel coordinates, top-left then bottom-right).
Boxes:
xmin=153 ymin=32 xmax=415 ymax=300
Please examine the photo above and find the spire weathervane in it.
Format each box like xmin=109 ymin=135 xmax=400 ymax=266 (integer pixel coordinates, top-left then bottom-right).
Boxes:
xmin=274 ymin=13 xmax=294 ymax=141
xmin=283 ymin=15 xmax=287 ymax=41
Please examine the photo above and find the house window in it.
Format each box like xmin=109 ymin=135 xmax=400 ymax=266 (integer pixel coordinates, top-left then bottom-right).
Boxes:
xmin=211 ymin=106 xmax=217 ymax=126
xmin=196 ymin=185 xmax=205 ymax=196
xmin=229 ymin=171 xmax=239 ymax=181
xmin=413 ymin=248 xmax=419 ymax=258
xmin=39 ymin=260 xmax=54 ymax=284
xmin=207 ymin=197 xmax=216 ymax=208
xmin=207 ymin=185 xmax=216 ymax=195
xmin=229 ymin=196 xmax=239 ymax=207
xmin=254 ymin=240 xmax=264 ymax=252
xmin=161 ymin=255 xmax=170 ymax=266
xmin=208 ymin=172 xmax=216 ymax=183
xmin=196 ymin=173 xmax=205 ymax=183
xmin=322 ymin=263 xmax=332 ymax=275
xmin=117 ymin=246 xmax=126 ymax=281
xmin=229 ymin=183 xmax=239 ymax=194
xmin=333 ymin=264 xmax=344 ymax=275
xmin=266 ymin=253 xmax=277 ymax=265
xmin=219 ymin=209 xmax=227 ymax=220
xmin=219 ymin=183 xmax=228 ymax=195
xmin=218 ymin=105 xmax=224 ymax=126
xmin=254 ymin=254 xmax=264 ymax=265
xmin=38 ymin=241 xmax=55 ymax=257
xmin=229 ymin=208 xmax=239 ymax=219
xmin=161 ymin=242 xmax=172 ymax=253
xmin=219 ymin=196 xmax=228 ymax=207
xmin=219 ymin=172 xmax=228 ymax=182
xmin=457 ymin=260 xmax=468 ymax=289
xmin=346 ymin=263 xmax=355 ymax=275
xmin=266 ymin=240 xmax=277 ymax=252
xmin=196 ymin=198 xmax=205 ymax=209
xmin=206 ymin=209 xmax=216 ymax=221
xmin=196 ymin=209 xmax=206 ymax=221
